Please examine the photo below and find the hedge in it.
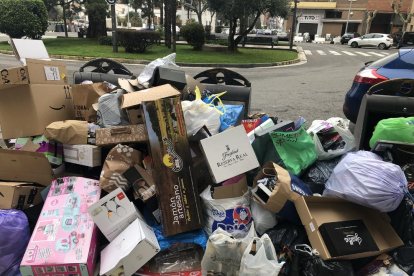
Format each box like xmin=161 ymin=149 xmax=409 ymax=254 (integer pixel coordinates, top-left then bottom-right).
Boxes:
xmin=117 ymin=29 xmax=161 ymax=53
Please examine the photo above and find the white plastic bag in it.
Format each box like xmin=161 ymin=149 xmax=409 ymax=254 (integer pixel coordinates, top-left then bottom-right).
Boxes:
xmin=307 ymin=117 xmax=355 ymax=160
xmin=250 ymin=199 xmax=277 ymax=235
xmin=97 ymin=89 xmax=129 ymax=127
xmin=200 ymin=185 xmax=253 ymax=238
xmin=239 ymin=234 xmax=285 ymax=276
xmin=181 ymin=99 xmax=221 ymax=136
xmin=201 ymin=223 xmax=257 ymax=276
xmin=323 ymin=151 xmax=408 ymax=212
xmin=137 ymin=53 xmax=179 ymax=87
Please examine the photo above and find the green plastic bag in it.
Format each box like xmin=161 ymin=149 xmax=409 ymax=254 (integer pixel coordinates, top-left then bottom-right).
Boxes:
xmin=269 ymin=127 xmax=317 ymax=175
xmin=369 ymin=117 xmax=414 ymax=148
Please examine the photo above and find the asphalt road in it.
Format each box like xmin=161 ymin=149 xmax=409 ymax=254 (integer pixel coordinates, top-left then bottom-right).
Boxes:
xmin=0 ymin=42 xmax=397 ymax=123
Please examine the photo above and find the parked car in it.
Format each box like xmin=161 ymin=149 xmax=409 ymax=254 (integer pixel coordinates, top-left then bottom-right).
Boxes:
xmin=263 ymin=29 xmax=272 ymax=35
xmin=343 ymin=48 xmax=414 ymax=123
xmin=256 ymin=29 xmax=265 ymax=35
xmin=340 ymin=32 xmax=360 ymax=44
xmin=276 ymin=31 xmax=289 ymax=41
xmin=348 ymin=33 xmax=393 ymax=50
xmin=397 ymin=32 xmax=414 ymax=48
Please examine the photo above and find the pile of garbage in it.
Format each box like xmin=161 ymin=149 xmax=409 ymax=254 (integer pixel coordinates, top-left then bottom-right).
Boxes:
xmin=0 ymin=50 xmax=414 ymax=276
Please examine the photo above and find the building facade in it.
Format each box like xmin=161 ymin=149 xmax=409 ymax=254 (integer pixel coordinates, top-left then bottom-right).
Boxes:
xmin=285 ymin=0 xmax=413 ymax=37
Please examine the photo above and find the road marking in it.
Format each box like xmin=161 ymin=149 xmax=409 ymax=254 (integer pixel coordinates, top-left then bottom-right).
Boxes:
xmin=329 ymin=50 xmax=341 ymax=55
xmin=381 ymin=52 xmax=390 ymax=55
xmin=316 ymin=50 xmax=327 ymax=55
xmin=368 ymin=52 xmax=385 ymax=57
xmin=342 ymin=51 xmax=356 ymax=56
xmin=304 ymin=50 xmax=312 ymax=55
xmin=355 ymin=51 xmax=371 ymax=56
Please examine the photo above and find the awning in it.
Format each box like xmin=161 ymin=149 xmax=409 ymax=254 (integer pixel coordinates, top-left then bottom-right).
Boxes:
xmin=291 ymin=1 xmax=337 ymax=10
xmin=321 ymin=19 xmax=363 ymax=23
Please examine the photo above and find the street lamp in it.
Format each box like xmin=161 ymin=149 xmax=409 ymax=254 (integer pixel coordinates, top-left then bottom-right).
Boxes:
xmin=344 ymin=0 xmax=354 ymax=34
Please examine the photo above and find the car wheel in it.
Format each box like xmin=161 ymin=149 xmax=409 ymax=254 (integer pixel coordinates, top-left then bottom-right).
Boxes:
xmin=378 ymin=43 xmax=386 ymax=50
xmin=351 ymin=42 xmax=358 ymax=48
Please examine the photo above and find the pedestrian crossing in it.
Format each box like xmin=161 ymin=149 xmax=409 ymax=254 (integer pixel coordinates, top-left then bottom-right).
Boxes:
xmin=304 ymin=49 xmax=391 ymax=57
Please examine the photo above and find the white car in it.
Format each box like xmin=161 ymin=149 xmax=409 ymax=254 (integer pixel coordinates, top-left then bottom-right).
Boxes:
xmin=348 ymin=33 xmax=393 ymax=50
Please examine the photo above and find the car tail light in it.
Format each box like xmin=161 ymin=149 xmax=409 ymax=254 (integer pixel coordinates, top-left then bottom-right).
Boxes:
xmin=353 ymin=68 xmax=388 ymax=85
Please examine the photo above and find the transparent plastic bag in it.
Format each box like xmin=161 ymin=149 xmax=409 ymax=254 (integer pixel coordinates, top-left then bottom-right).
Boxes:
xmin=138 ymin=53 xmax=179 ymax=87
xmin=181 ymin=99 xmax=221 ymax=136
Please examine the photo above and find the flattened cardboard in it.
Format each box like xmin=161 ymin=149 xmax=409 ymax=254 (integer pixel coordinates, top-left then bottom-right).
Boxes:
xmin=121 ymin=84 xmax=180 ymax=109
xmin=0 ymin=84 xmax=75 ymax=139
xmin=0 ymin=66 xmax=29 ymax=88
xmin=294 ymin=196 xmax=403 ymax=260
xmin=11 ymin=39 xmax=49 ymax=65
xmin=0 ymin=182 xmax=44 ymax=210
xmin=25 ymin=59 xmax=68 ymax=84
xmin=0 ymin=149 xmax=53 ymax=186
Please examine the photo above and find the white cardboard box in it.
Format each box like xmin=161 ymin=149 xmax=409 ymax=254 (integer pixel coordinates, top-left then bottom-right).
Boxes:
xmin=200 ymin=125 xmax=260 ymax=183
xmin=63 ymin=144 xmax=101 ymax=167
xmin=88 ymin=188 xmax=142 ymax=242
xmin=100 ymin=218 xmax=160 ymax=276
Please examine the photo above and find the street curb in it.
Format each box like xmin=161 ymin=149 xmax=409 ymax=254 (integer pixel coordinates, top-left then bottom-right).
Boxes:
xmin=296 ymin=46 xmax=307 ymax=63
xmin=0 ymin=49 xmax=303 ymax=68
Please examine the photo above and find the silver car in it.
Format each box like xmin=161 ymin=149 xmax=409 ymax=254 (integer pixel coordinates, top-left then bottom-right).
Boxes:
xmin=348 ymin=33 xmax=393 ymax=50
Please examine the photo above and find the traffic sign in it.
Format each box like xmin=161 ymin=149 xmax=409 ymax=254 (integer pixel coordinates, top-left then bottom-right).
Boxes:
xmin=106 ymin=0 xmax=116 ymax=4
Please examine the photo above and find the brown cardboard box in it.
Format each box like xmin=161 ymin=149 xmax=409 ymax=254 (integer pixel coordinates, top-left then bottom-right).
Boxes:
xmin=142 ymin=92 xmax=203 ymax=237
xmin=0 ymin=182 xmax=43 ymax=210
xmin=0 ymin=149 xmax=54 ymax=186
xmin=0 ymin=66 xmax=29 ymax=88
xmin=96 ymin=125 xmax=148 ymax=146
xmin=0 ymin=84 xmax=75 ymax=139
xmin=294 ymin=196 xmax=403 ymax=260
xmin=212 ymin=174 xmax=248 ymax=200
xmin=25 ymin=59 xmax=68 ymax=84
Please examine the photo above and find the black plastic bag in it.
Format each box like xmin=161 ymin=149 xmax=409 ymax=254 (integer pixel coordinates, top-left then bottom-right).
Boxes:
xmin=266 ymin=221 xmax=309 ymax=254
xmin=393 ymin=246 xmax=414 ymax=275
xmin=388 ymin=196 xmax=414 ymax=245
xmin=290 ymin=246 xmax=355 ymax=276
xmin=301 ymin=156 xmax=342 ymax=194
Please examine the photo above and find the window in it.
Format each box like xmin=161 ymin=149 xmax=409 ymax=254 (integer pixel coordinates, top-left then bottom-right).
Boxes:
xmin=325 ymin=10 xmax=342 ymax=19
xmin=373 ymin=34 xmax=384 ymax=38
xmin=363 ymin=34 xmax=374 ymax=39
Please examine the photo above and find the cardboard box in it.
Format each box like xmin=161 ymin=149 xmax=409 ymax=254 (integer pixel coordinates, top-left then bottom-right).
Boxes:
xmin=200 ymin=125 xmax=260 ymax=183
xmin=0 ymin=149 xmax=54 ymax=186
xmin=0 ymin=84 xmax=74 ymax=139
xmin=25 ymin=59 xmax=68 ymax=84
xmin=211 ymin=174 xmax=248 ymax=200
xmin=88 ymin=188 xmax=142 ymax=242
xmin=11 ymin=39 xmax=50 ymax=65
xmin=0 ymin=182 xmax=43 ymax=210
xmin=0 ymin=65 xmax=29 ymax=88
xmin=20 ymin=177 xmax=101 ymax=276
xmin=95 ymin=125 xmax=147 ymax=146
xmin=294 ymin=196 xmax=403 ymax=260
xmin=63 ymin=144 xmax=102 ymax=167
xmin=142 ymin=87 xmax=203 ymax=237
xmin=100 ymin=218 xmax=160 ymax=276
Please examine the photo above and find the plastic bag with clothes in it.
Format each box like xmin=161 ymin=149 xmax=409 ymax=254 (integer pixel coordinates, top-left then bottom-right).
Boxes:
xmin=323 ymin=151 xmax=408 ymax=212
xmin=265 ymin=221 xmax=309 ymax=254
xmin=388 ymin=196 xmax=414 ymax=245
xmin=369 ymin=116 xmax=414 ymax=149
xmin=181 ymin=99 xmax=221 ymax=137
xmin=307 ymin=117 xmax=355 ymax=160
xmin=201 ymin=223 xmax=257 ymax=275
xmin=217 ymin=104 xmax=244 ymax=132
xmin=251 ymin=199 xmax=277 ymax=235
xmin=138 ymin=53 xmax=179 ymax=87
xmin=0 ymin=210 xmax=31 ymax=276
xmin=301 ymin=156 xmax=342 ymax=194
xmin=392 ymin=246 xmax=414 ymax=275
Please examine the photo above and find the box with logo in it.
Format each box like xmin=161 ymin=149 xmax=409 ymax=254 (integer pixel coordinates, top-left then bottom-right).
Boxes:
xmin=20 ymin=177 xmax=101 ymax=276
xmin=63 ymin=144 xmax=102 ymax=167
xmin=294 ymin=196 xmax=403 ymax=260
xmin=95 ymin=125 xmax=148 ymax=146
xmin=200 ymin=125 xmax=260 ymax=183
xmin=88 ymin=187 xmax=142 ymax=242
xmin=142 ymin=87 xmax=203 ymax=237
xmin=0 ymin=182 xmax=43 ymax=210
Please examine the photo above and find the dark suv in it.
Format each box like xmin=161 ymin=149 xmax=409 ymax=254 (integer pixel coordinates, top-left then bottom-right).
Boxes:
xmin=397 ymin=32 xmax=414 ymax=48
xmin=340 ymin=32 xmax=360 ymax=44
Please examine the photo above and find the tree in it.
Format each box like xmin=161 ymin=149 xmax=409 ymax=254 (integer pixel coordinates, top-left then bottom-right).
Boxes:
xmin=365 ymin=10 xmax=377 ymax=34
xmin=84 ymin=0 xmax=107 ymax=38
xmin=43 ymin=0 xmax=84 ymax=37
xmin=208 ymin=0 xmax=289 ymax=51
xmin=183 ymin=0 xmax=208 ymax=25
xmin=0 ymin=0 xmax=48 ymax=39
xmin=391 ymin=0 xmax=413 ymax=32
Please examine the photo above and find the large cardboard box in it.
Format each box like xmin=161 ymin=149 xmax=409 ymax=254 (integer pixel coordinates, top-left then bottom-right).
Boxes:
xmin=200 ymin=125 xmax=260 ymax=183
xmin=100 ymin=218 xmax=160 ymax=276
xmin=0 ymin=182 xmax=43 ymax=210
xmin=0 ymin=84 xmax=74 ymax=139
xmin=63 ymin=144 xmax=102 ymax=167
xmin=20 ymin=177 xmax=101 ymax=276
xmin=294 ymin=196 xmax=403 ymax=260
xmin=142 ymin=89 xmax=203 ymax=237
xmin=0 ymin=149 xmax=54 ymax=186
xmin=88 ymin=188 xmax=142 ymax=242
xmin=0 ymin=65 xmax=29 ymax=87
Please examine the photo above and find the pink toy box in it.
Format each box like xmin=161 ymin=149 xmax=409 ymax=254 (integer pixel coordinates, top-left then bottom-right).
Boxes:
xmin=20 ymin=176 xmax=101 ymax=276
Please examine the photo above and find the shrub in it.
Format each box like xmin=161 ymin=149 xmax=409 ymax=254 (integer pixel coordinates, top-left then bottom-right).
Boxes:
xmin=0 ymin=0 xmax=48 ymax=39
xmin=117 ymin=29 xmax=161 ymax=53
xmin=181 ymin=22 xmax=205 ymax=50
xmin=99 ymin=36 xmax=113 ymax=45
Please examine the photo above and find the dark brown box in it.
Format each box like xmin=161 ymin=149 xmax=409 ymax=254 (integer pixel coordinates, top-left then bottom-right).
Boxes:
xmin=142 ymin=94 xmax=203 ymax=236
